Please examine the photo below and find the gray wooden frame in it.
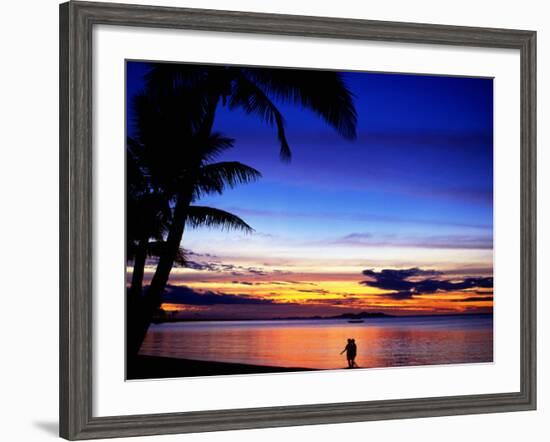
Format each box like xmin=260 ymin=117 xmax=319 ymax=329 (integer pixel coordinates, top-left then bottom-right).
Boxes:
xmin=59 ymin=1 xmax=537 ymax=439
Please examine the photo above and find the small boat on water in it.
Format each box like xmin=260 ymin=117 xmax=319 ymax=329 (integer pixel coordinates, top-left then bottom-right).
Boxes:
xmin=347 ymin=319 xmax=364 ymax=323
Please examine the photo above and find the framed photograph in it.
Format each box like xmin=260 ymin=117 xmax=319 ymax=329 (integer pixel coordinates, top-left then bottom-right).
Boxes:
xmin=59 ymin=1 xmax=536 ymax=439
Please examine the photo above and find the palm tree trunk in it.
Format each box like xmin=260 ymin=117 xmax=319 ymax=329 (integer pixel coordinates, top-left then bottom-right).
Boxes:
xmin=126 ymin=191 xmax=191 ymax=361
xmin=147 ymin=193 xmax=190 ymax=309
xmin=126 ymin=237 xmax=149 ymax=362
xmin=130 ymin=237 xmax=148 ymax=296
xmin=128 ymin=93 xmax=220 ymax=360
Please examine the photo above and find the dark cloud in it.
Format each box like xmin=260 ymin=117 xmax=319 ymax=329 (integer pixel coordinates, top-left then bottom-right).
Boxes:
xmin=362 ymin=268 xmax=441 ymax=291
xmin=230 ymin=280 xmax=304 ymax=287
xmin=472 ymin=290 xmax=494 ymax=296
xmin=183 ymin=260 xmax=220 ymax=271
xmin=183 ymin=249 xmax=219 ymax=259
xmin=178 ymin=258 xmax=277 ymax=276
xmin=305 ymin=297 xmax=361 ymax=305
xmin=161 ymin=284 xmax=274 ymax=305
xmin=361 ymin=268 xmax=493 ymax=300
xmin=279 ymin=281 xmax=317 ymax=286
xmin=451 ymin=296 xmax=494 ymax=303
xmin=297 ymin=288 xmax=330 ymax=294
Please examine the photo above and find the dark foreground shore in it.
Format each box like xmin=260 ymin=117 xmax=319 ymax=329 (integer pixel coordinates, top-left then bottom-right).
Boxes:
xmin=127 ymin=355 xmax=313 ymax=380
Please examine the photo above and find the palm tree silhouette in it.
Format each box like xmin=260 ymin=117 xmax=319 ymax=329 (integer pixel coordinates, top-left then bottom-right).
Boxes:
xmin=127 ymin=89 xmax=261 ymax=357
xmin=127 ymin=137 xmax=172 ymax=297
xmin=128 ymin=63 xmax=358 ymax=357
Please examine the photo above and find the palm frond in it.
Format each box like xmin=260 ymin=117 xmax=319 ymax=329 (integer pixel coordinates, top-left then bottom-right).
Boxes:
xmin=144 ymin=63 xmax=209 ymax=98
xmin=229 ymin=73 xmax=292 ymax=161
xmin=198 ymin=132 xmax=235 ymax=163
xmin=194 ymin=162 xmax=261 ymax=198
xmin=126 ymin=137 xmax=148 ymax=192
xmin=186 ymin=206 xmax=253 ymax=233
xmin=243 ymin=68 xmax=357 ymax=140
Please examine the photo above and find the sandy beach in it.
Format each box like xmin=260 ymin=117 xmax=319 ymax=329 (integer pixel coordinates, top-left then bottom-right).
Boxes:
xmin=127 ymin=355 xmax=312 ymax=380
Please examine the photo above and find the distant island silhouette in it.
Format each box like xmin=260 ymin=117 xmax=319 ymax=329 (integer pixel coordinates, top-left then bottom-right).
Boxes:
xmin=151 ymin=310 xmax=492 ymax=324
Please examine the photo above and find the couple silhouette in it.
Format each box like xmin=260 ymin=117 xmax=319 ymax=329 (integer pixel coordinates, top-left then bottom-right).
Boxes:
xmin=340 ymin=338 xmax=358 ymax=368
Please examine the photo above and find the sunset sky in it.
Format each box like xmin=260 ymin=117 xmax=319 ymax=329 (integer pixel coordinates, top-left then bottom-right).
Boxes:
xmin=127 ymin=62 xmax=494 ymax=319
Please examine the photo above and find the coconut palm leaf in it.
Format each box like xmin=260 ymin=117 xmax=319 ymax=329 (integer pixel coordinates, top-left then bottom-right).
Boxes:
xmin=194 ymin=161 xmax=261 ymax=199
xmin=242 ymin=67 xmax=357 ymax=140
xmin=197 ymin=132 xmax=235 ymax=163
xmin=228 ymin=72 xmax=291 ymax=161
xmin=143 ymin=62 xmax=210 ymax=97
xmin=127 ymin=137 xmax=148 ymax=194
xmin=186 ymin=206 xmax=253 ymax=233
xmin=143 ymin=63 xmax=358 ymax=162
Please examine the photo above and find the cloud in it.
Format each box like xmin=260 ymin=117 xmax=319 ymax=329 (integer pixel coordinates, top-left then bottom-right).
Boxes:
xmin=472 ymin=290 xmax=494 ymax=295
xmin=362 ymin=268 xmax=441 ymax=291
xmin=270 ymin=280 xmax=317 ymax=286
xmin=248 ymin=268 xmax=268 ymax=276
xmin=332 ymin=233 xmax=492 ymax=250
xmin=161 ymin=284 xmax=274 ymax=305
xmin=183 ymin=260 xmax=221 ymax=271
xmin=451 ymin=296 xmax=494 ymax=303
xmin=297 ymin=288 xmax=330 ymax=294
xmin=183 ymin=249 xmax=219 ymax=259
xmin=177 ymin=258 xmax=279 ymax=276
xmin=361 ymin=267 xmax=493 ymax=300
xmin=304 ymin=297 xmax=362 ymax=305
xmin=231 ymin=280 xmax=303 ymax=286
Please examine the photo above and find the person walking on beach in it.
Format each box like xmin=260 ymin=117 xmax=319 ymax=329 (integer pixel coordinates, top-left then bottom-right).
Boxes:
xmin=340 ymin=338 xmax=358 ymax=368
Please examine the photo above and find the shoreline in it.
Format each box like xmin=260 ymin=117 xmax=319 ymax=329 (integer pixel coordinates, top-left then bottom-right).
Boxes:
xmin=152 ymin=311 xmax=493 ymax=324
xmin=127 ymin=355 xmax=314 ymax=379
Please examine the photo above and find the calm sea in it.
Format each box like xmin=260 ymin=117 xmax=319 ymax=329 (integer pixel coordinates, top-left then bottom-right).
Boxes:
xmin=138 ymin=314 xmax=493 ymax=370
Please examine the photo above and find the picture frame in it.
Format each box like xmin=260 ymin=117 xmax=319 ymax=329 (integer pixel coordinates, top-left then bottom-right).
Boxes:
xmin=59 ymin=1 xmax=536 ymax=439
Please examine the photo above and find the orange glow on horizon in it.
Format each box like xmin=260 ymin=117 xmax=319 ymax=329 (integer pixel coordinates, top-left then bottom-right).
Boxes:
xmin=159 ymin=276 xmax=493 ymax=316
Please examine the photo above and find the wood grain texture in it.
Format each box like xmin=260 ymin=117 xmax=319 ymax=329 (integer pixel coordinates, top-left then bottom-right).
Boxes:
xmin=59 ymin=1 xmax=537 ymax=439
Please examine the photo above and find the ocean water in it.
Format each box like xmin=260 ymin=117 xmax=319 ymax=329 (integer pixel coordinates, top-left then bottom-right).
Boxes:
xmin=138 ymin=314 xmax=493 ymax=370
